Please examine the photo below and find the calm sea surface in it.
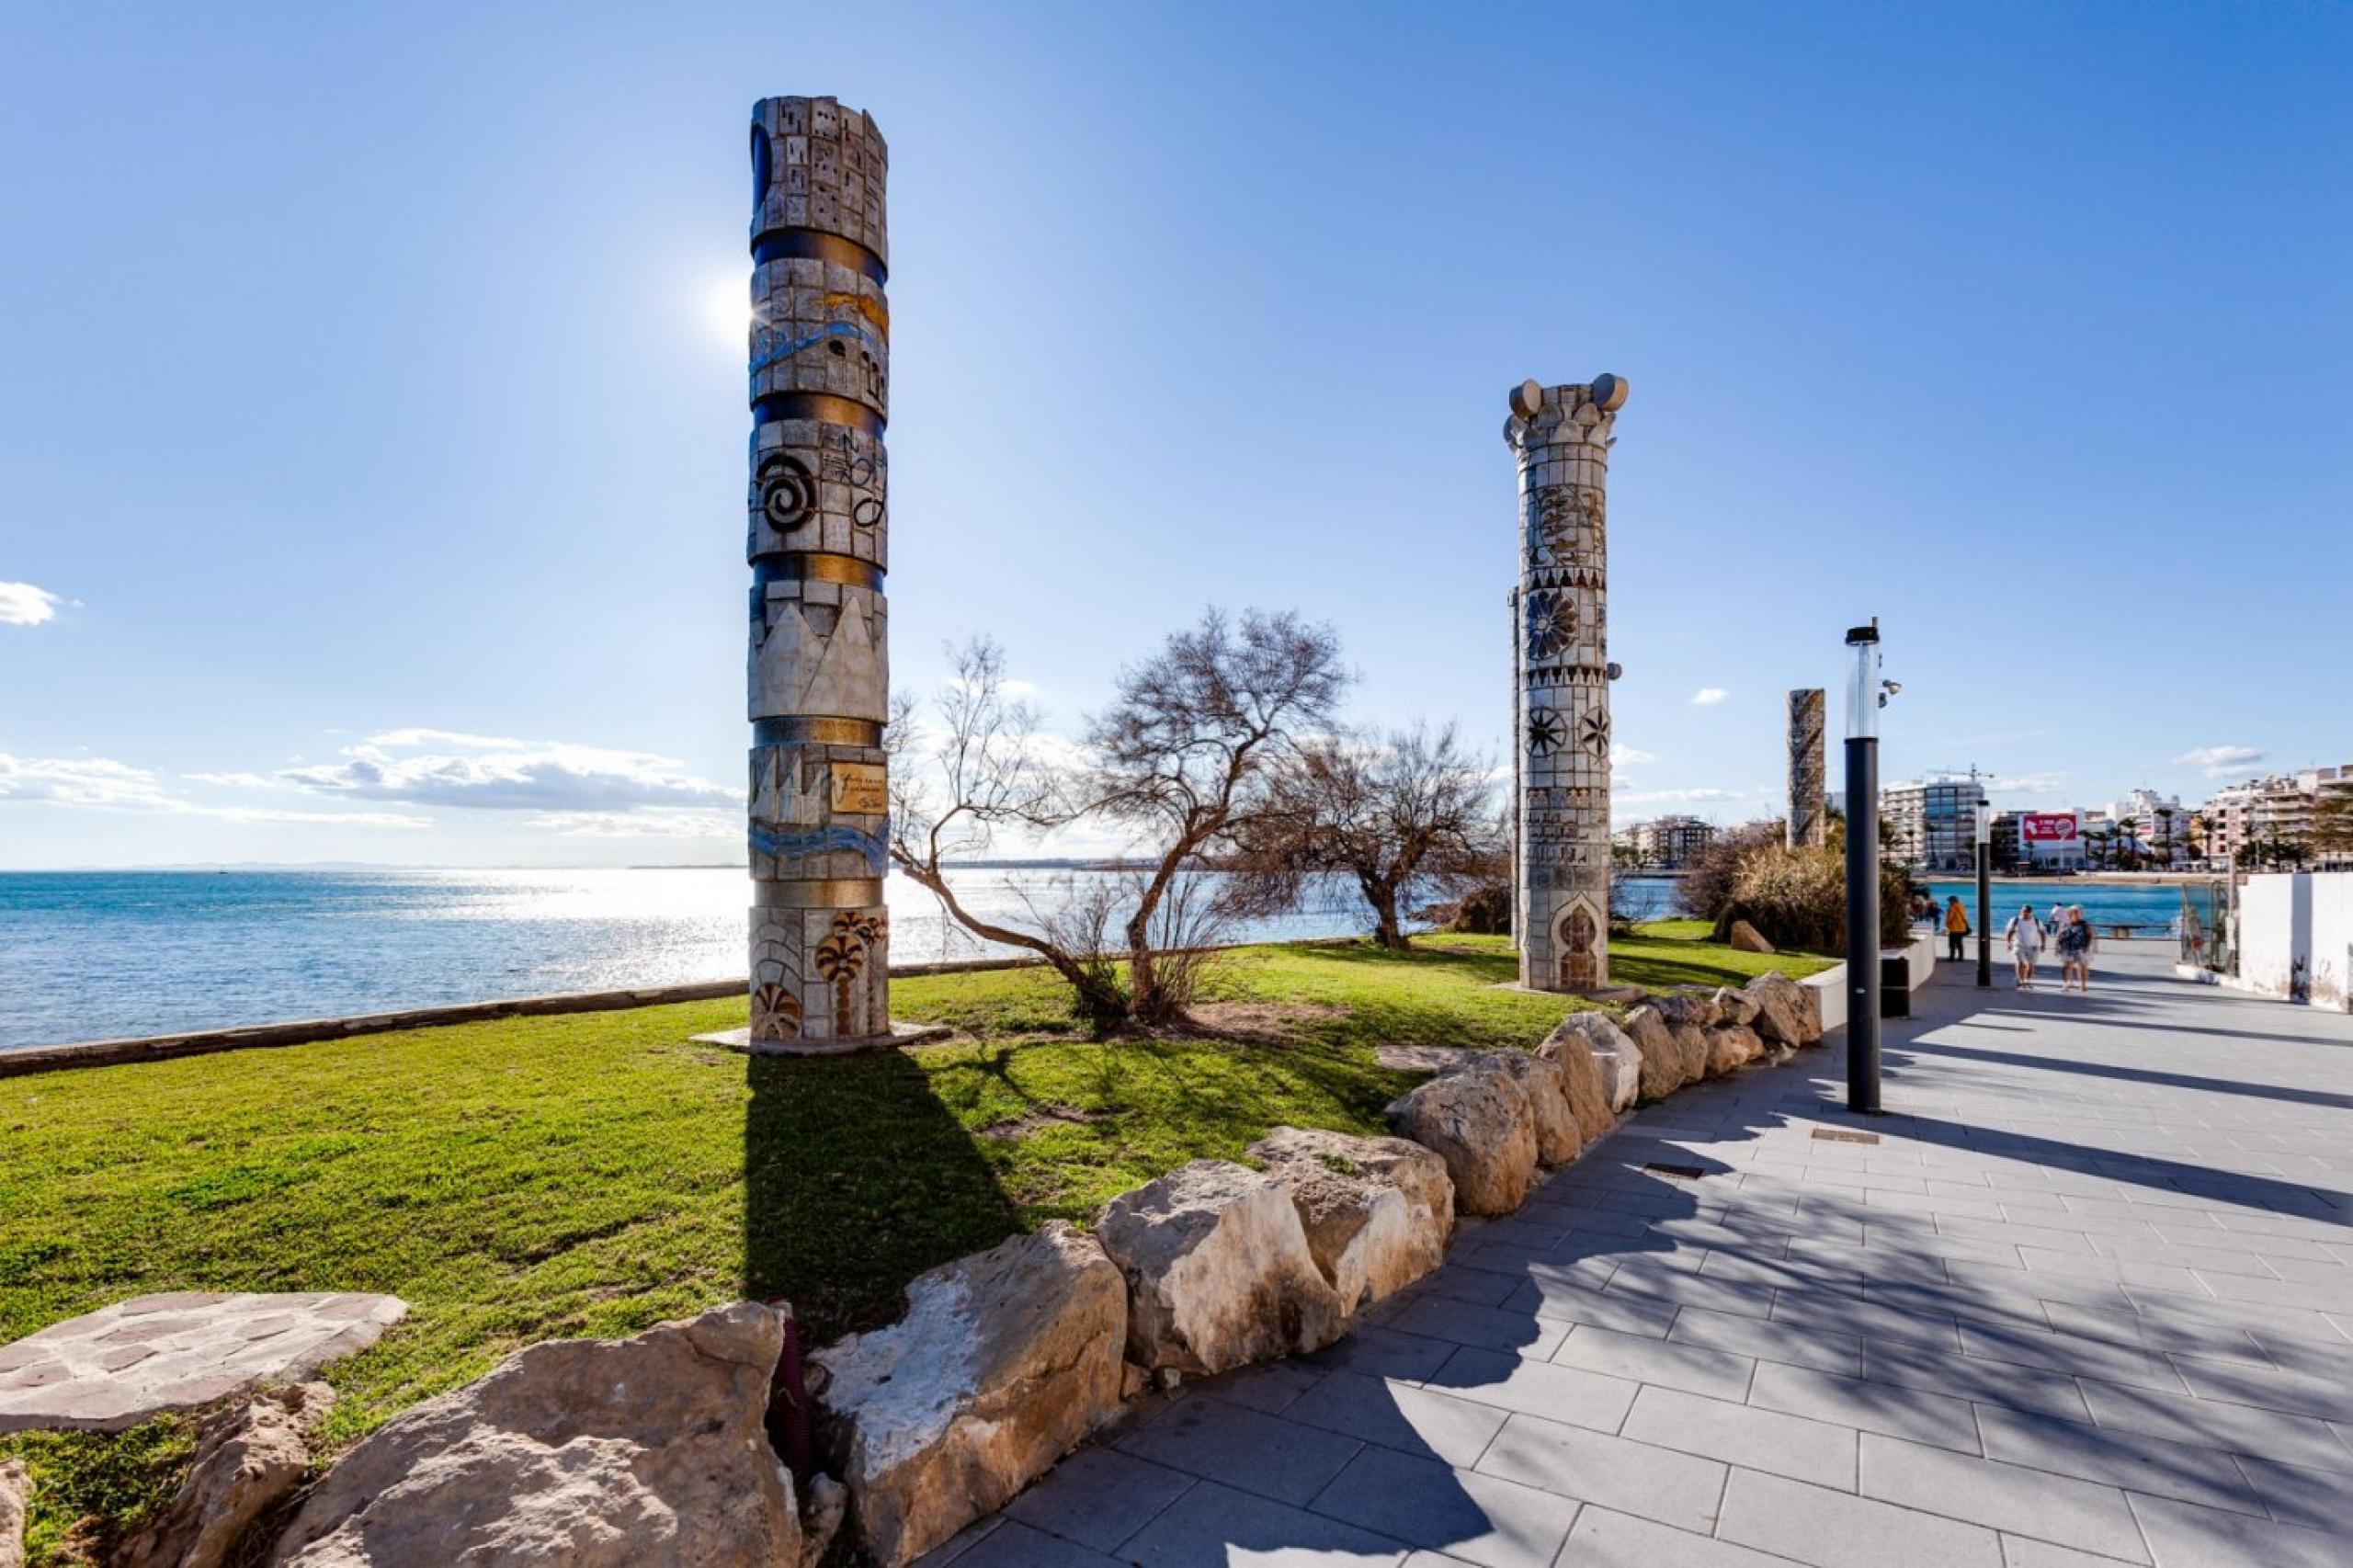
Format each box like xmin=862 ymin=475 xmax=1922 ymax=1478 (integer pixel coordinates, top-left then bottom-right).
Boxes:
xmin=0 ymin=867 xmax=1392 ymax=1051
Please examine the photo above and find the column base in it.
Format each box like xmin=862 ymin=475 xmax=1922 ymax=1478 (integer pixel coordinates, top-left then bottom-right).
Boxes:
xmin=1492 ymin=981 xmax=1649 ymax=1004
xmin=691 ymin=1020 xmax=954 ymax=1056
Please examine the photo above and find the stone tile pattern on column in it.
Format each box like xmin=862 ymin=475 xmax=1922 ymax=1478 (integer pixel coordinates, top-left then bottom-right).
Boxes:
xmin=0 ymin=1291 xmax=404 ymax=1434
xmin=920 ymin=946 xmax=2353 ymax=1567
xmin=1506 ymin=376 xmax=1625 ymax=994
xmin=1788 ymin=687 xmax=1826 ymax=850
xmin=745 ymin=95 xmax=892 ymax=1049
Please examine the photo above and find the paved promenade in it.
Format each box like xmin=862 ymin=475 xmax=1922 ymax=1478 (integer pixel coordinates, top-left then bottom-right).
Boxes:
xmin=931 ymin=944 xmax=2353 ymax=1567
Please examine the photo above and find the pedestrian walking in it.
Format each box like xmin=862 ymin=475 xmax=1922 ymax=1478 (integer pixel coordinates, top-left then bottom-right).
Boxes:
xmin=2005 ymin=903 xmax=2045 ymax=989
xmin=2057 ymin=904 xmax=2095 ymax=993
xmin=1944 ymin=895 xmax=1970 ymax=962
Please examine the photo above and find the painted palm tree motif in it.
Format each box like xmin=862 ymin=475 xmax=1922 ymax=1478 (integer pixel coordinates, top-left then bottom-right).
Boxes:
xmin=813 ymin=931 xmax=868 ymax=1038
xmin=750 ymin=982 xmax=802 ymax=1042
xmin=1524 ymin=589 xmax=1579 ymax=661
xmin=1528 ymin=707 xmax=1567 ymax=757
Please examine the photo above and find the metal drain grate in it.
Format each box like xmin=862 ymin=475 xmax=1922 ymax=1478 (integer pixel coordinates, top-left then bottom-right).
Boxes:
xmin=1643 ymin=1162 xmax=1709 ymax=1180
xmin=1812 ymin=1128 xmax=1881 ymax=1145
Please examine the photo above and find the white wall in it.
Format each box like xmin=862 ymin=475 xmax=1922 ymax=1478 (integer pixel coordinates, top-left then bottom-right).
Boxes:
xmin=2236 ymin=872 xmax=2353 ymax=1011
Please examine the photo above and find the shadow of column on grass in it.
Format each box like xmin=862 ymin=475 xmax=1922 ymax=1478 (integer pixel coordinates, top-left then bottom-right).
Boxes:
xmin=741 ymin=1048 xmax=1024 ymax=1344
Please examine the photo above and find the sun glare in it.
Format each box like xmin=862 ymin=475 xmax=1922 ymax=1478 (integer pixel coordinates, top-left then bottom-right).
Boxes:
xmin=707 ymin=273 xmax=753 ymax=349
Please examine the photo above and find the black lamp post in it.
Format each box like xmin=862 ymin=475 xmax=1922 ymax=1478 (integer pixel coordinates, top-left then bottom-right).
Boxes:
xmin=1975 ymin=796 xmax=1994 ymax=989
xmin=1844 ymin=620 xmax=1883 ymax=1115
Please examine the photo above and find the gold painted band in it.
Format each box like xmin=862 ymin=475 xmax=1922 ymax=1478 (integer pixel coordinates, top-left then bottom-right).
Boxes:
xmin=754 ymin=879 xmax=884 ymax=910
xmin=770 ymin=552 xmax=883 ymax=591
xmin=755 ymin=717 xmax=883 ymax=747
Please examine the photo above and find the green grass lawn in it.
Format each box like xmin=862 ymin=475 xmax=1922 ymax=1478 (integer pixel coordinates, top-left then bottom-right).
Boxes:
xmin=0 ymin=928 xmax=1827 ymax=1563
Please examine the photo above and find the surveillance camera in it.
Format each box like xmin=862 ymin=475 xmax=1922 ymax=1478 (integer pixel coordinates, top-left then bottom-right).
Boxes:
xmin=1881 ymin=679 xmax=1903 ymax=697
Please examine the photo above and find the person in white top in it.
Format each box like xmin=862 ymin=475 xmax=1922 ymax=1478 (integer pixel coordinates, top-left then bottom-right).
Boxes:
xmin=2004 ymin=903 xmax=2045 ymax=989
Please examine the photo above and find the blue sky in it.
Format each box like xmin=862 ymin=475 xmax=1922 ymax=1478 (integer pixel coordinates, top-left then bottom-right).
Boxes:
xmin=2 ymin=2 xmax=2346 ymax=869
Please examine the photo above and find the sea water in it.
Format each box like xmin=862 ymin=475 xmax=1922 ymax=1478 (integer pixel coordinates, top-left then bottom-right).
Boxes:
xmin=0 ymin=867 xmax=1386 ymax=1051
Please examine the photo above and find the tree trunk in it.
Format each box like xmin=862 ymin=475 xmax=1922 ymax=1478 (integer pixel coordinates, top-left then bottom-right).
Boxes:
xmin=1367 ymin=880 xmax=1409 ymax=951
xmin=894 ymin=859 xmax=1131 ymax=1033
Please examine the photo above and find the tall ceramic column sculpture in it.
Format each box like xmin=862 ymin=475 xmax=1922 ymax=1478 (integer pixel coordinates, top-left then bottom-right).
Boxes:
xmin=742 ymin=95 xmax=893 ymax=1051
xmin=1506 ymin=375 xmax=1627 ymax=993
xmin=1788 ymin=688 xmax=1827 ymax=849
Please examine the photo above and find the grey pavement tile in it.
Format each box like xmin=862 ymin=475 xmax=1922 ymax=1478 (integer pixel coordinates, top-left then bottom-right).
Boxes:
xmin=2017 ymin=1247 xmax=2210 ymax=1295
xmin=1858 ymin=1434 xmax=2149 ymax=1561
xmin=1972 ymin=1408 xmax=2265 ymax=1517
xmin=1501 ymin=1274 xmax=1680 ymax=1339
xmin=1551 ymin=1506 xmax=1797 ymax=1566
xmin=1768 ymin=1288 xmax=1963 ymax=1352
xmin=2074 ymin=1375 xmax=2353 ymax=1474
xmin=1552 ymin=1324 xmax=1757 ymax=1402
xmin=1113 ymin=1393 xmax=1366 ymax=1506
xmin=1391 ymin=1296 xmax=1571 ymax=1359
xmin=2166 ymin=1348 xmax=2353 ymax=1423
xmin=1943 ymin=1259 xmax=2143 ymax=1314
xmin=1004 ymin=1447 xmax=1196 ymax=1553
xmin=1698 ymin=1247 xmax=1864 ymax=1297
xmin=2229 ymin=1450 xmax=2353 ymax=1534
xmin=1620 ymin=1383 xmax=1857 ymax=1489
xmin=2035 ymin=1303 xmax=2268 ymax=1367
xmin=1417 ymin=1265 xmax=1535 ymax=1309
xmin=1472 ymin=1413 xmax=1727 ymax=1533
xmin=1715 ymin=1467 xmax=2005 ymax=1568
xmin=1954 ymin=1321 xmax=2188 ymax=1394
xmin=2187 ymin=1265 xmax=2353 ymax=1315
xmin=1937 ymin=1213 xmax=2103 ymax=1256
xmin=1424 ymin=1346 xmax=1640 ymax=1434
xmin=945 ymin=1518 xmax=1131 ymax=1567
xmin=2263 ymin=1253 xmax=2353 ymax=1286
xmin=1199 ymin=1358 xmax=1330 ymax=1415
xmin=1998 ymin=1538 xmax=2147 ymax=1568
xmin=914 ymin=1515 xmax=1003 ymax=1567
xmin=1864 ymin=1339 xmax=2095 ymax=1423
xmin=1667 ymin=1302 xmax=1864 ymax=1376
xmin=2126 ymin=1492 xmax=2347 ymax=1568
xmin=1601 ymin=1263 xmax=1777 ymax=1321
xmin=1745 ymin=1361 xmax=1980 ymax=1453
xmin=2091 ymin=1237 xmax=2299 ymax=1278
xmin=1306 ymin=1324 xmax=1472 ymax=1383
xmin=1285 ymin=1371 xmax=1510 ymax=1468
xmin=1122 ymin=1479 xmax=1411 ymax=1567
xmin=1307 ymin=1445 xmax=1579 ymax=1568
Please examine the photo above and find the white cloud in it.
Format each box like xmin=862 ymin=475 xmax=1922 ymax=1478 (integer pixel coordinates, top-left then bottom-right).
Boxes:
xmin=284 ymin=729 xmax=733 ymax=812
xmin=1690 ymin=687 xmax=1729 ymax=707
xmin=529 ymin=809 xmax=737 ymax=839
xmin=0 ymin=753 xmax=426 ymax=827
xmin=1609 ymin=743 xmax=1657 ymax=767
xmin=183 ymin=770 xmax=285 ymax=790
xmin=0 ymin=582 xmax=63 ymax=627
xmin=1985 ymin=772 xmax=2070 ymax=796
xmin=2173 ymin=744 xmax=2264 ymax=778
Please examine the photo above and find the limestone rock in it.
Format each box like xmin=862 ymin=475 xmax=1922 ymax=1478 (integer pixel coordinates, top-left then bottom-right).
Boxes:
xmin=1247 ymin=1127 xmax=1453 ymax=1313
xmin=813 ymin=1221 xmax=1126 ymax=1566
xmin=1 ymin=1459 xmax=27 ymax=1568
xmin=1621 ymin=1005 xmax=1688 ymax=1100
xmin=0 ymin=1291 xmax=404 ymax=1435
xmin=1551 ymin=1013 xmax=1642 ymax=1112
xmin=1727 ymin=919 xmax=1776 ymax=954
xmin=1655 ymin=991 xmax=1723 ymax=1031
xmin=272 ymin=1302 xmax=797 ymax=1568
xmin=1096 ymin=1162 xmax=1345 ymax=1378
xmin=1535 ymin=1016 xmax=1622 ymax=1142
xmin=1675 ymin=1025 xmax=1718 ymax=1084
xmin=1385 ymin=1069 xmax=1539 ymax=1217
xmin=122 ymin=1382 xmax=332 ymax=1568
xmin=1711 ymin=985 xmax=1761 ymax=1028
xmin=1792 ymin=980 xmax=1825 ymax=1043
xmin=1704 ymin=1024 xmax=1766 ymax=1077
xmin=1750 ymin=970 xmax=1816 ymax=1045
xmin=797 ymin=1474 xmax=847 ymax=1568
xmin=1456 ymin=1051 xmax=1580 ymax=1167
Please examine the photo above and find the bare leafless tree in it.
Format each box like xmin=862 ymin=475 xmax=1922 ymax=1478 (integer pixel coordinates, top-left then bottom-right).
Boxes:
xmin=1228 ymin=722 xmax=1502 ymax=950
xmin=1084 ymin=608 xmax=1350 ymax=1022
xmin=890 ymin=610 xmax=1347 ymax=1033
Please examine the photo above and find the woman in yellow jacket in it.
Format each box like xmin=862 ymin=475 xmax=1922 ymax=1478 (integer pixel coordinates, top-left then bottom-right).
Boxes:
xmin=1944 ymin=895 xmax=1971 ymax=962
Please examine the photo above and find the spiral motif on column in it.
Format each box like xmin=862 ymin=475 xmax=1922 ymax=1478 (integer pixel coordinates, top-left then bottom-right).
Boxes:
xmin=758 ymin=453 xmax=816 ymax=530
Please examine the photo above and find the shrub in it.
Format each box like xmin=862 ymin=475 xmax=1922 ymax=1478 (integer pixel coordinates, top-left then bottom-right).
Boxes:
xmin=1674 ymin=821 xmax=1785 ymax=924
xmin=1713 ymin=842 xmax=1913 ymax=952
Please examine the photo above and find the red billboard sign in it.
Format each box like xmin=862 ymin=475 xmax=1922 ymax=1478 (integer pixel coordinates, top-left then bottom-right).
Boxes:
xmin=2021 ymin=812 xmax=2080 ymax=844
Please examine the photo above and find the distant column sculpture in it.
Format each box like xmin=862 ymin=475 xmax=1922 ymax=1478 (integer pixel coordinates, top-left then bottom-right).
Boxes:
xmin=1506 ymin=375 xmax=1627 ymax=993
xmin=742 ymin=95 xmax=893 ymax=1050
xmin=1788 ymin=688 xmax=1827 ymax=849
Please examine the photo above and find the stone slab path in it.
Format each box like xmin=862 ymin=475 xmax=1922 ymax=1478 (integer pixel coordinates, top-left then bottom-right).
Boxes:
xmin=928 ymin=944 xmax=2352 ymax=1567
xmin=0 ymin=1291 xmax=404 ymax=1433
